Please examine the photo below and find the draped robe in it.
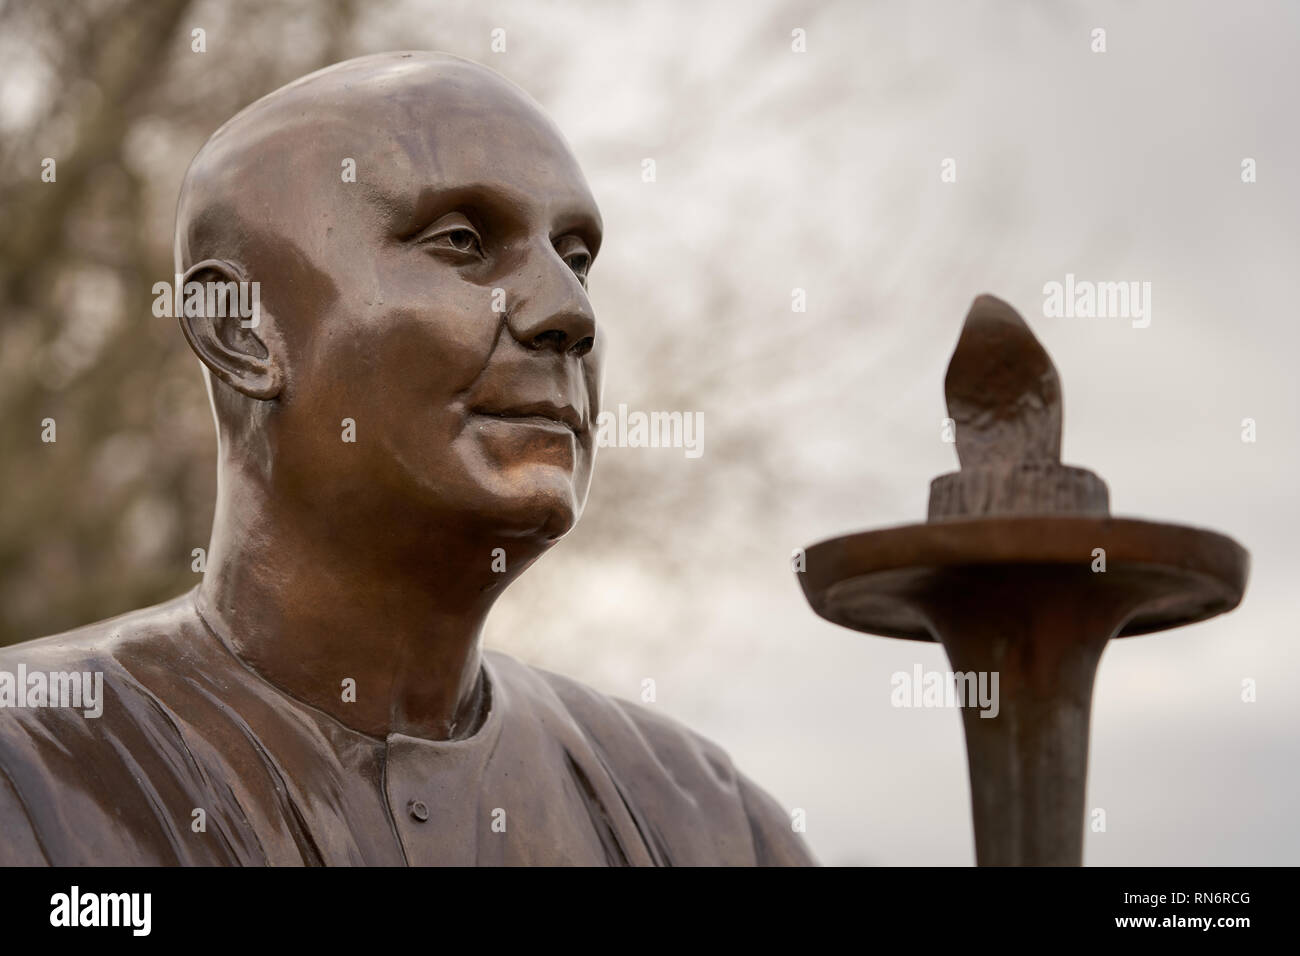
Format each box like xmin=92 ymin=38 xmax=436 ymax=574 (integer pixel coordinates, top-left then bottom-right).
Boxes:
xmin=0 ymin=593 xmax=814 ymax=866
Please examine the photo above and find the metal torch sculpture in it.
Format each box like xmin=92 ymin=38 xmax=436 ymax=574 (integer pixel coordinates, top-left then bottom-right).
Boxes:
xmin=797 ymin=294 xmax=1248 ymax=866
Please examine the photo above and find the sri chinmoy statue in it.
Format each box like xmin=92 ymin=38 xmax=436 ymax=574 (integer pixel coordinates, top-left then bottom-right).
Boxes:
xmin=0 ymin=52 xmax=816 ymax=866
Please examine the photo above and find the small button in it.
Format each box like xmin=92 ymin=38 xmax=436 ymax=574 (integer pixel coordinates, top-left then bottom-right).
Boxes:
xmin=408 ymin=799 xmax=429 ymax=822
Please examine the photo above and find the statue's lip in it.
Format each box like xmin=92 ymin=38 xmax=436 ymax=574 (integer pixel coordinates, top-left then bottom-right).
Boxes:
xmin=470 ymin=402 xmax=583 ymax=434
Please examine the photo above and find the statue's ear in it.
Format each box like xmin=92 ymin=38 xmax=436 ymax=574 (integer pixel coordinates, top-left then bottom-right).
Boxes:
xmin=177 ymin=259 xmax=282 ymax=400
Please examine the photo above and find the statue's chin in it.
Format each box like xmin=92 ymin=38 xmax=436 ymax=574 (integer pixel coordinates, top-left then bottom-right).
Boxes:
xmin=445 ymin=467 xmax=584 ymax=544
xmin=493 ymin=487 xmax=583 ymax=543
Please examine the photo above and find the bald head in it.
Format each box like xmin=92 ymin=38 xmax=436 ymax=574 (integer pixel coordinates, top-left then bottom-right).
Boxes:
xmin=175 ymin=52 xmax=588 ymax=275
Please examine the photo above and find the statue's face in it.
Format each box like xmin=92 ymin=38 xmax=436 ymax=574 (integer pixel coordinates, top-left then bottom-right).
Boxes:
xmin=240 ymin=61 xmax=604 ymax=544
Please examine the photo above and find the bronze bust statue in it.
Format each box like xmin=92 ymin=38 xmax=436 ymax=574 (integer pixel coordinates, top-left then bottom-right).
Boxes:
xmin=0 ymin=52 xmax=814 ymax=866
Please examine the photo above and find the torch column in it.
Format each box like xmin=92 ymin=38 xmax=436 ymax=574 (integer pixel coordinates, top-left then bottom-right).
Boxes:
xmin=797 ymin=295 xmax=1248 ymax=866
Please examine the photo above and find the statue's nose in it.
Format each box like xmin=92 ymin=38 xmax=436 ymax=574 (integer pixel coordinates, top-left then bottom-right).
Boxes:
xmin=504 ymin=246 xmax=596 ymax=357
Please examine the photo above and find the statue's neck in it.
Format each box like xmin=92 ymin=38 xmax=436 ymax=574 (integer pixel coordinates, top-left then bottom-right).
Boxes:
xmin=195 ymin=483 xmax=524 ymax=741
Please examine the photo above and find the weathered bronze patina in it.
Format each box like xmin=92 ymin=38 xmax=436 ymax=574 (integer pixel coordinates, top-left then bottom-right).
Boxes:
xmin=0 ymin=53 xmax=814 ymax=866
xmin=798 ymin=294 xmax=1248 ymax=866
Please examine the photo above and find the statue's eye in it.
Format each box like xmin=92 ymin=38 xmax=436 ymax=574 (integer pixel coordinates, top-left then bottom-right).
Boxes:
xmin=415 ymin=213 xmax=484 ymax=258
xmin=427 ymin=227 xmax=482 ymax=256
xmin=555 ymin=236 xmax=592 ymax=284
xmin=565 ymin=251 xmax=591 ymax=281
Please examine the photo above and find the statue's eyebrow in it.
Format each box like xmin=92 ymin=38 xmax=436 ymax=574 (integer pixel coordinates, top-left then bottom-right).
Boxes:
xmin=385 ymin=181 xmax=528 ymax=238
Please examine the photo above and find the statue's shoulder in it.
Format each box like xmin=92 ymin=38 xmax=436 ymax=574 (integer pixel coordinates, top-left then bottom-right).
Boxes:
xmin=0 ymin=592 xmax=210 ymax=864
xmin=485 ymin=650 xmax=728 ymax=767
xmin=484 ymin=650 xmax=818 ymax=865
xmin=0 ymin=590 xmax=203 ymax=675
